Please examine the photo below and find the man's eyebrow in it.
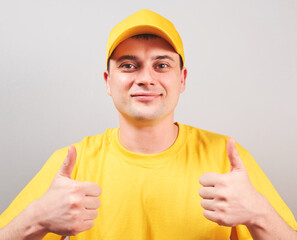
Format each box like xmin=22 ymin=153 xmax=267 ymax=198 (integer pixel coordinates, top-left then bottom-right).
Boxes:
xmin=116 ymin=55 xmax=138 ymax=63
xmin=115 ymin=55 xmax=175 ymax=63
xmin=154 ymin=55 xmax=175 ymax=61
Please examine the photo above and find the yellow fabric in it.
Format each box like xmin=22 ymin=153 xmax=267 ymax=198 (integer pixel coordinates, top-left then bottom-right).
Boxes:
xmin=0 ymin=123 xmax=296 ymax=239
xmin=106 ymin=9 xmax=185 ymax=67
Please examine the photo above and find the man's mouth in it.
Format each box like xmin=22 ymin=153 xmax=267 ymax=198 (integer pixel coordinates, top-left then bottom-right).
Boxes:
xmin=131 ymin=92 xmax=162 ymax=101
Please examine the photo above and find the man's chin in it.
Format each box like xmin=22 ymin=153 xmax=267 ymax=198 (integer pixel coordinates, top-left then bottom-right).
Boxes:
xmin=121 ymin=111 xmax=165 ymax=124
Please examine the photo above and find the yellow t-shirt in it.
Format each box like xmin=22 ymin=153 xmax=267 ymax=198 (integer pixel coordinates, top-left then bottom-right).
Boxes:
xmin=0 ymin=123 xmax=296 ymax=239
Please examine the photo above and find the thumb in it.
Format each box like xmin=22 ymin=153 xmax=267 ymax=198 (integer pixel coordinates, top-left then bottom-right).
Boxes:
xmin=58 ymin=145 xmax=77 ymax=178
xmin=227 ymin=138 xmax=245 ymax=172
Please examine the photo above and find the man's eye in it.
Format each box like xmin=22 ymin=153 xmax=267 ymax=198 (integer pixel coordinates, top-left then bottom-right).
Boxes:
xmin=120 ymin=64 xmax=136 ymax=70
xmin=156 ymin=63 xmax=168 ymax=69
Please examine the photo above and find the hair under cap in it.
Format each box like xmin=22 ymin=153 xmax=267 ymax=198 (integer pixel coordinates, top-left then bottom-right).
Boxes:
xmin=106 ymin=9 xmax=184 ymax=67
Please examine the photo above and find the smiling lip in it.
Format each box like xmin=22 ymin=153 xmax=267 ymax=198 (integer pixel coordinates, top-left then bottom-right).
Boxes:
xmin=131 ymin=92 xmax=162 ymax=101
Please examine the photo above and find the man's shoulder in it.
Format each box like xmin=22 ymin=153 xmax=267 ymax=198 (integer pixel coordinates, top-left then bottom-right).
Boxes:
xmin=180 ymin=123 xmax=230 ymax=143
xmin=53 ymin=128 xmax=117 ymax=157
xmin=180 ymin=123 xmax=251 ymax=161
xmin=75 ymin=127 xmax=118 ymax=150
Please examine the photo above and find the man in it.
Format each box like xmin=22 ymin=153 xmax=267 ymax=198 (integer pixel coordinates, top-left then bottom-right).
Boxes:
xmin=0 ymin=9 xmax=296 ymax=240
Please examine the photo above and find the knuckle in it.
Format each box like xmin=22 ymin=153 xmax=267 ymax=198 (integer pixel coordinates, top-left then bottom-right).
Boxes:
xmin=216 ymin=189 xmax=227 ymax=201
xmin=69 ymin=196 xmax=82 ymax=208
xmin=70 ymin=210 xmax=81 ymax=222
xmin=216 ymin=202 xmax=227 ymax=213
xmin=71 ymin=181 xmax=81 ymax=193
xmin=66 ymin=224 xmax=79 ymax=236
xmin=216 ymin=214 xmax=226 ymax=226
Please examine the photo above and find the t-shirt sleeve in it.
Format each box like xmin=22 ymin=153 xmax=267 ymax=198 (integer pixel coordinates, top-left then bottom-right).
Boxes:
xmin=231 ymin=143 xmax=297 ymax=239
xmin=0 ymin=147 xmax=70 ymax=239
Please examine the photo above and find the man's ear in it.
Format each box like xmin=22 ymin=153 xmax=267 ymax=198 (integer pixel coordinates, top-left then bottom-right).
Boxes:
xmin=180 ymin=67 xmax=187 ymax=93
xmin=104 ymin=70 xmax=112 ymax=96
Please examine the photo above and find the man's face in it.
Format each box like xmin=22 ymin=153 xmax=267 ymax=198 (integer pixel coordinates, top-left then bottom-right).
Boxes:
xmin=104 ymin=37 xmax=187 ymax=125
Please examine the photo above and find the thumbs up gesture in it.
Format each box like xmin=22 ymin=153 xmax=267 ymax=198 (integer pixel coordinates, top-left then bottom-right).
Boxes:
xmin=199 ymin=138 xmax=265 ymax=227
xmin=33 ymin=146 xmax=101 ymax=236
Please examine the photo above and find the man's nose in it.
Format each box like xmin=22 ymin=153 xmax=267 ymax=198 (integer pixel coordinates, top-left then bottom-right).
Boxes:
xmin=135 ymin=67 xmax=156 ymax=86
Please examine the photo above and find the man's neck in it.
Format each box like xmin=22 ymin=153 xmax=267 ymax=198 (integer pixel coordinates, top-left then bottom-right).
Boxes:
xmin=118 ymin=116 xmax=179 ymax=154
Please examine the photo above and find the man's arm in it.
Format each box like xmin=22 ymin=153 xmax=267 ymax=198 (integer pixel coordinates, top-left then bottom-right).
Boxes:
xmin=0 ymin=146 xmax=101 ymax=240
xmin=199 ymin=138 xmax=297 ymax=239
xmin=246 ymin=196 xmax=297 ymax=239
xmin=0 ymin=202 xmax=48 ymax=240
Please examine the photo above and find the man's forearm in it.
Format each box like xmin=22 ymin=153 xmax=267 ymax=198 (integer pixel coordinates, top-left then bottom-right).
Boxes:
xmin=246 ymin=195 xmax=297 ymax=240
xmin=0 ymin=202 xmax=48 ymax=240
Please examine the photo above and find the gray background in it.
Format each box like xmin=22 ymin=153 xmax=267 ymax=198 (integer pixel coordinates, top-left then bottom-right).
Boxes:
xmin=0 ymin=0 xmax=296 ymax=222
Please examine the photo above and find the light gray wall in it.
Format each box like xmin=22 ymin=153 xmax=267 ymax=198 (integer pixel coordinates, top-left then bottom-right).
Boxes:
xmin=1 ymin=0 xmax=296 ymax=222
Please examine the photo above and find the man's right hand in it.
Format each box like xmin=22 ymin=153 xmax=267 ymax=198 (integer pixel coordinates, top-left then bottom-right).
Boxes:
xmin=33 ymin=145 xmax=102 ymax=236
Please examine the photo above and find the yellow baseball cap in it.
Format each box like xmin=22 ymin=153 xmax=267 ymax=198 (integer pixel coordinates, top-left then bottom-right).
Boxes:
xmin=106 ymin=9 xmax=184 ymax=67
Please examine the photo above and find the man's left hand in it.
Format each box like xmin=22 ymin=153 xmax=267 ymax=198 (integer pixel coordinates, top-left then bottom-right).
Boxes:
xmin=199 ymin=138 xmax=266 ymax=227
